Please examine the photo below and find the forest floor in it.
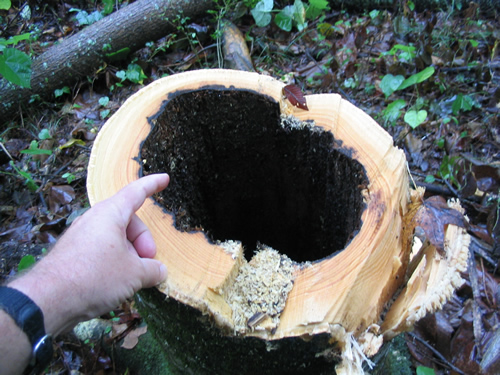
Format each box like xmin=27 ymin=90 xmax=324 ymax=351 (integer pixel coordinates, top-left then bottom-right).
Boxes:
xmin=0 ymin=1 xmax=499 ymax=374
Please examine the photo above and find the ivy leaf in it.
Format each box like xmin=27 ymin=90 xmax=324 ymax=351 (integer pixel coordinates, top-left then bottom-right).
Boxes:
xmin=251 ymin=0 xmax=273 ymax=27
xmin=380 ymin=74 xmax=404 ymax=97
xmin=452 ymin=94 xmax=474 ymax=115
xmin=404 ymin=109 xmax=427 ymax=129
xmin=307 ymin=0 xmax=328 ymax=19
xmin=99 ymin=96 xmax=110 ymax=107
xmin=0 ymin=0 xmax=11 ymax=10
xmin=293 ymin=0 xmax=306 ymax=30
xmin=275 ymin=6 xmax=294 ymax=31
xmin=383 ymin=99 xmax=406 ymax=124
xmin=283 ymin=84 xmax=309 ymax=110
xmin=0 ymin=47 xmax=32 ymax=88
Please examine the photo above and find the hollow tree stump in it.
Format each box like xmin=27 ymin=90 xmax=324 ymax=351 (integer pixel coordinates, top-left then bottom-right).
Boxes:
xmin=87 ymin=70 xmax=469 ymax=374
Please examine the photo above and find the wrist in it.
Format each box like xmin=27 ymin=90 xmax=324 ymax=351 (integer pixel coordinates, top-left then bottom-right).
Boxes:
xmin=0 ymin=286 xmax=54 ymax=373
xmin=8 ymin=258 xmax=87 ymax=336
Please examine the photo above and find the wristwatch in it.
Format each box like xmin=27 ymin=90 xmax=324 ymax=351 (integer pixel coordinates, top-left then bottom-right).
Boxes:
xmin=0 ymin=286 xmax=53 ymax=373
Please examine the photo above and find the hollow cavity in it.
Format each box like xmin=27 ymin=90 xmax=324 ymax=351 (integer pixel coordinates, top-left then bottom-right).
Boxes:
xmin=141 ymin=89 xmax=367 ymax=263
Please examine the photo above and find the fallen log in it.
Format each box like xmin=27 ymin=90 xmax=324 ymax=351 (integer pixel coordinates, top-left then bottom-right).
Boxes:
xmin=87 ymin=69 xmax=470 ymax=374
xmin=0 ymin=0 xmax=213 ymax=125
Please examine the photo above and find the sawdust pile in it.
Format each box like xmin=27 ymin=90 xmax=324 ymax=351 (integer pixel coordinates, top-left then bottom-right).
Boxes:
xmin=223 ymin=243 xmax=296 ymax=334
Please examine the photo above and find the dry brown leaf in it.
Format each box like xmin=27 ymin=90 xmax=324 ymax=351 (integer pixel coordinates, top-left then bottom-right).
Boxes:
xmin=409 ymin=195 xmax=468 ymax=255
xmin=283 ymin=84 xmax=308 ymax=110
xmin=121 ymin=324 xmax=147 ymax=349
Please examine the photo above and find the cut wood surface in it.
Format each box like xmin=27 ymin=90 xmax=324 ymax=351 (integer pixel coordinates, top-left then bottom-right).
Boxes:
xmin=87 ymin=69 xmax=470 ymax=374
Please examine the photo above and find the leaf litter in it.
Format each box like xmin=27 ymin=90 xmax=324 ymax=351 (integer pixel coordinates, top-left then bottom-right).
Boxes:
xmin=0 ymin=1 xmax=499 ymax=373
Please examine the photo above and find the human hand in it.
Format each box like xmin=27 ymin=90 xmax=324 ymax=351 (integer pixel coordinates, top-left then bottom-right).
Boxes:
xmin=9 ymin=173 xmax=170 ymax=335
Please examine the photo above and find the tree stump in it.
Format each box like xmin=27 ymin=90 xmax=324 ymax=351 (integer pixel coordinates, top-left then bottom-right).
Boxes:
xmin=87 ymin=69 xmax=469 ymax=374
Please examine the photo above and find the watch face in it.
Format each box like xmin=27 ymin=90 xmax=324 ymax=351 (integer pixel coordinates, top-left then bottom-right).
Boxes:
xmin=34 ymin=334 xmax=54 ymax=369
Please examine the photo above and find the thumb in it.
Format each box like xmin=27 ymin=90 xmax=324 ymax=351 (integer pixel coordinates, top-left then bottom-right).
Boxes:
xmin=139 ymin=259 xmax=168 ymax=289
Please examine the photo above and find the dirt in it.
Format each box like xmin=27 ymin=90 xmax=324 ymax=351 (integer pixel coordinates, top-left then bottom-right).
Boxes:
xmin=141 ymin=88 xmax=367 ymax=263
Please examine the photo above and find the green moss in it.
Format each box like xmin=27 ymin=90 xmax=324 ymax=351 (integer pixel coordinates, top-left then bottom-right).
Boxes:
xmin=136 ymin=288 xmax=339 ymax=375
xmin=369 ymin=334 xmax=413 ymax=375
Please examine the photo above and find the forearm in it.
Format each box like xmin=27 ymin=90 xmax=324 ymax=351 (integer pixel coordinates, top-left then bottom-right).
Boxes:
xmin=0 ymin=256 xmax=88 ymax=375
xmin=0 ymin=309 xmax=32 ymax=375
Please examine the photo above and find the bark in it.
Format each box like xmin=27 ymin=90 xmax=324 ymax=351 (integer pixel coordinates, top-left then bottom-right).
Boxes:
xmin=0 ymin=0 xmax=213 ymax=125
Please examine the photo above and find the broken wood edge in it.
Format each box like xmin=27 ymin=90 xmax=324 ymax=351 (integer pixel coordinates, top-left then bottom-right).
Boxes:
xmin=380 ymin=187 xmax=470 ymax=339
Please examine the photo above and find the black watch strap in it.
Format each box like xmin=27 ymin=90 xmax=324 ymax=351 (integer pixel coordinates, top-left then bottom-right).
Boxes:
xmin=0 ymin=286 xmax=53 ymax=372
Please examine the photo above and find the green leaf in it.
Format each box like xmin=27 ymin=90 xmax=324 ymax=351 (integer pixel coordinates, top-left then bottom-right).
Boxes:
xmin=309 ymin=0 xmax=328 ymax=9
xmin=62 ymin=172 xmax=76 ymax=184
xmin=380 ymin=74 xmax=404 ymax=97
xmin=293 ymin=0 xmax=306 ymax=29
xmin=9 ymin=160 xmax=39 ymax=192
xmin=0 ymin=33 xmax=31 ymax=47
xmin=105 ymin=47 xmax=130 ymax=62
xmin=398 ymin=66 xmax=435 ymax=91
xmin=385 ymin=44 xmax=416 ymax=57
xmin=416 ymin=365 xmax=436 ymax=375
xmin=251 ymin=0 xmax=273 ymax=27
xmin=404 ymin=109 xmax=427 ymax=129
xmin=59 ymin=138 xmax=86 ymax=150
xmin=369 ymin=9 xmax=380 ymax=19
xmin=20 ymin=140 xmax=52 ymax=155
xmin=38 ymin=129 xmax=51 ymax=140
xmin=275 ymin=6 xmax=294 ymax=31
xmin=383 ymin=99 xmax=406 ymax=123
xmin=116 ymin=70 xmax=126 ymax=81
xmin=99 ymin=96 xmax=110 ymax=107
xmin=102 ymin=0 xmax=114 ymax=15
xmin=0 ymin=0 xmax=11 ymax=10
xmin=452 ymin=94 xmax=474 ymax=115
xmin=72 ymin=9 xmax=104 ymax=26
xmin=125 ymin=63 xmax=147 ymax=84
xmin=0 ymin=47 xmax=32 ymax=88
xmin=424 ymin=175 xmax=436 ymax=183
xmin=100 ymin=109 xmax=110 ymax=119
xmin=18 ymin=255 xmax=36 ymax=272
xmin=54 ymin=86 xmax=70 ymax=98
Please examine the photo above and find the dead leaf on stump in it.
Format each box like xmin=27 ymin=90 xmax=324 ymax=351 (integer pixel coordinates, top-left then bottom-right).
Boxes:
xmin=283 ymin=84 xmax=309 ymax=110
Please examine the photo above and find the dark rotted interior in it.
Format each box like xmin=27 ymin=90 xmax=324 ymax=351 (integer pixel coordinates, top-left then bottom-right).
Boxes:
xmin=141 ymin=89 xmax=367 ymax=263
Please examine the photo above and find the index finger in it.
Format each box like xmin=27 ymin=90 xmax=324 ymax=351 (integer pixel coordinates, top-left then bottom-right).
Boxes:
xmin=111 ymin=174 xmax=170 ymax=222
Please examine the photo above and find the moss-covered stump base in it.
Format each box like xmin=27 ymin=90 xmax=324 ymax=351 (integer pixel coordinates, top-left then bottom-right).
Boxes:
xmin=136 ymin=288 xmax=338 ymax=375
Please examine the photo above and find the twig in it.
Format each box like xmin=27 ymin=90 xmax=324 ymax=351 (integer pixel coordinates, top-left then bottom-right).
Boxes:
xmin=443 ymin=178 xmax=460 ymax=198
xmin=468 ymin=250 xmax=486 ymax=354
xmin=408 ymin=332 xmax=465 ymax=374
xmin=0 ymin=141 xmax=14 ymax=161
xmin=414 ymin=180 xmax=454 ymax=197
xmin=469 ymin=237 xmax=497 ymax=267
